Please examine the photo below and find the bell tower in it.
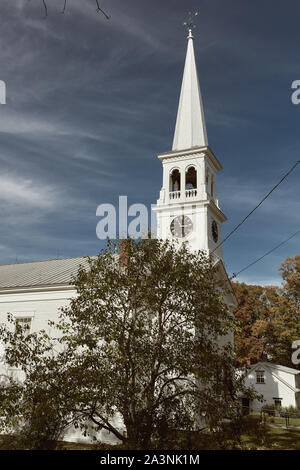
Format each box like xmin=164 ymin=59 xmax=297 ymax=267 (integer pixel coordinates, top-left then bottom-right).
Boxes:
xmin=153 ymin=26 xmax=226 ymax=261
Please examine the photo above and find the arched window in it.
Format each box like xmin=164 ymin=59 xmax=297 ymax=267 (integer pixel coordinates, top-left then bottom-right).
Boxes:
xmin=185 ymin=166 xmax=197 ymax=189
xmin=170 ymin=169 xmax=181 ymax=192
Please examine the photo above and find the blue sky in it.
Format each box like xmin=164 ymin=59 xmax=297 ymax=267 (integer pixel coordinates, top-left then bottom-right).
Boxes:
xmin=0 ymin=0 xmax=299 ymax=286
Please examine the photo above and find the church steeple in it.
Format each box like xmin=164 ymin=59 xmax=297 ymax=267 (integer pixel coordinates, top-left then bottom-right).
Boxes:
xmin=172 ymin=29 xmax=208 ymax=151
xmin=153 ymin=20 xmax=226 ymax=262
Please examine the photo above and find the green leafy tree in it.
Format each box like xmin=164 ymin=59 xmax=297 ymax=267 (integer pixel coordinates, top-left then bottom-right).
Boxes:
xmin=0 ymin=238 xmax=251 ymax=449
xmin=0 ymin=319 xmax=74 ymax=450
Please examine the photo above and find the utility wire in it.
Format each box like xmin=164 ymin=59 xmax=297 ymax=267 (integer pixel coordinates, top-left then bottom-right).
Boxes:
xmin=231 ymin=229 xmax=300 ymax=279
xmin=213 ymin=160 xmax=300 ymax=253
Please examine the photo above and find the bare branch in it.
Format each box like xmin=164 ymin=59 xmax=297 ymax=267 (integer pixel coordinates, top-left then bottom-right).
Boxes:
xmin=42 ymin=0 xmax=47 ymax=17
xmin=62 ymin=0 xmax=67 ymax=14
xmin=95 ymin=0 xmax=110 ymax=20
xmin=39 ymin=0 xmax=110 ymax=19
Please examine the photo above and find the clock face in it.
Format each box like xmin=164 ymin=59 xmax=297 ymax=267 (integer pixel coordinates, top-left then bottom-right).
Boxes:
xmin=212 ymin=220 xmax=219 ymax=243
xmin=170 ymin=215 xmax=193 ymax=238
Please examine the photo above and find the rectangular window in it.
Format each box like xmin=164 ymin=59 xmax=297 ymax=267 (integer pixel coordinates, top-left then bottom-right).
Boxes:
xmin=15 ymin=317 xmax=32 ymax=337
xmin=274 ymin=398 xmax=282 ymax=408
xmin=256 ymin=370 xmax=265 ymax=384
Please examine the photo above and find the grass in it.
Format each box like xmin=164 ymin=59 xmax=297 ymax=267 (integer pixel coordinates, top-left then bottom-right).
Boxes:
xmin=60 ymin=427 xmax=300 ymax=450
xmin=273 ymin=416 xmax=300 ymax=427
xmin=242 ymin=426 xmax=300 ymax=450
xmin=0 ymin=435 xmax=114 ymax=451
xmin=59 ymin=425 xmax=300 ymax=450
xmin=57 ymin=441 xmax=104 ymax=450
xmin=1 ymin=418 xmax=300 ymax=450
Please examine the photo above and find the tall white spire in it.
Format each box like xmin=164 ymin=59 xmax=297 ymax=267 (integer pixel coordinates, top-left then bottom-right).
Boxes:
xmin=172 ymin=29 xmax=208 ymax=151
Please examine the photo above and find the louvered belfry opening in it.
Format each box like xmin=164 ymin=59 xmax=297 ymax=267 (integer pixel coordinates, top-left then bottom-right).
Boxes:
xmin=170 ymin=169 xmax=181 ymax=192
xmin=185 ymin=166 xmax=197 ymax=190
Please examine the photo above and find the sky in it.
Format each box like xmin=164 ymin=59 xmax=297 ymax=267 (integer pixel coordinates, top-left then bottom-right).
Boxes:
xmin=0 ymin=0 xmax=299 ymax=286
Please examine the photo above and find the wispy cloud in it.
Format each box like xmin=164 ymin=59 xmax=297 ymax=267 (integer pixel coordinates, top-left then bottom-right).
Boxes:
xmin=237 ymin=275 xmax=283 ymax=287
xmin=220 ymin=175 xmax=300 ymax=222
xmin=207 ymin=109 xmax=256 ymax=129
xmin=0 ymin=173 xmax=60 ymax=209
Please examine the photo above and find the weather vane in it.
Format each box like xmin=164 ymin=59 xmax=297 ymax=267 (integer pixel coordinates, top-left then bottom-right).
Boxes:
xmin=183 ymin=11 xmax=199 ymax=32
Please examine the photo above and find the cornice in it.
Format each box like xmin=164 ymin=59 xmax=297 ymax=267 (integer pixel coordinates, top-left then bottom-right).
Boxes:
xmin=207 ymin=200 xmax=227 ymax=222
xmin=154 ymin=199 xmax=227 ymax=222
xmin=157 ymin=146 xmax=222 ymax=172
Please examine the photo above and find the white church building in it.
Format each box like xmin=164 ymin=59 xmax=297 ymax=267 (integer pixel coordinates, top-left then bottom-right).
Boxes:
xmin=0 ymin=27 xmax=237 ymax=441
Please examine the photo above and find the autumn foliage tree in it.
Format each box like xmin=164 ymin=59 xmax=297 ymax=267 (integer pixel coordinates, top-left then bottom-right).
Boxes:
xmin=232 ymin=283 xmax=272 ymax=366
xmin=233 ymin=253 xmax=300 ymax=369
xmin=280 ymin=254 xmax=300 ymax=304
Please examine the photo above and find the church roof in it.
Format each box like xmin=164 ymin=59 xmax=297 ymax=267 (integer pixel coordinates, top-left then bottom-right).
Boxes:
xmin=250 ymin=362 xmax=300 ymax=376
xmin=172 ymin=29 xmax=208 ymax=151
xmin=0 ymin=256 xmax=94 ymax=290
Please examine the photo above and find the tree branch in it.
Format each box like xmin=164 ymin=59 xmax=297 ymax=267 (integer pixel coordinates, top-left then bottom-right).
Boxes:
xmin=39 ymin=0 xmax=110 ymax=19
xmin=90 ymin=412 xmax=126 ymax=442
xmin=156 ymin=376 xmax=196 ymax=405
xmin=95 ymin=0 xmax=110 ymax=19
xmin=62 ymin=0 xmax=67 ymax=14
xmin=42 ymin=0 xmax=47 ymax=17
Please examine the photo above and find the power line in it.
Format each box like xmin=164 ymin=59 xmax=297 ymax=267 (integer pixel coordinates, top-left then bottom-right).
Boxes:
xmin=213 ymin=160 xmax=300 ymax=253
xmin=231 ymin=229 xmax=300 ymax=279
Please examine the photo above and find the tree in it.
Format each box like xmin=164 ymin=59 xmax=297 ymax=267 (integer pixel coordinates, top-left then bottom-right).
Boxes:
xmin=258 ymin=254 xmax=300 ymax=368
xmin=0 ymin=318 xmax=74 ymax=450
xmin=0 ymin=238 xmax=251 ymax=449
xmin=232 ymin=282 xmax=273 ymax=367
xmin=233 ymin=253 xmax=300 ymax=369
xmin=280 ymin=254 xmax=300 ymax=305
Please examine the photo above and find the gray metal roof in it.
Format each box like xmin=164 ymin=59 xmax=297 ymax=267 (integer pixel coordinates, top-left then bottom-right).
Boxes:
xmin=252 ymin=362 xmax=300 ymax=375
xmin=0 ymin=256 xmax=94 ymax=290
